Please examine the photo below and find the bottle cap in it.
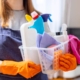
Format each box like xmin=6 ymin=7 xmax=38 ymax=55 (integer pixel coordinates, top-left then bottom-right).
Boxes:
xmin=31 ymin=11 xmax=39 ymax=20
xmin=56 ymin=32 xmax=62 ymax=35
xmin=25 ymin=14 xmax=33 ymax=22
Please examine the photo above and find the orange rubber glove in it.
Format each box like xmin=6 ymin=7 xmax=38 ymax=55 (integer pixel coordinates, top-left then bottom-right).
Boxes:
xmin=0 ymin=60 xmax=41 ymax=79
xmin=59 ymin=53 xmax=77 ymax=71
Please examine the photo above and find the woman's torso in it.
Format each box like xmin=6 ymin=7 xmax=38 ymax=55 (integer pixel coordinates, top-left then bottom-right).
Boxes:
xmin=0 ymin=10 xmax=48 ymax=80
xmin=8 ymin=10 xmax=27 ymax=30
xmin=0 ymin=10 xmax=27 ymax=61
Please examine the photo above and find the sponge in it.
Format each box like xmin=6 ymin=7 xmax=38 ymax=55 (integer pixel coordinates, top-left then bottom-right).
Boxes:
xmin=53 ymin=50 xmax=63 ymax=70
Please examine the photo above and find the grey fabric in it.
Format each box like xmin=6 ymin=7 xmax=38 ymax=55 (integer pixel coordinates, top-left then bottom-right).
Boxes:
xmin=9 ymin=10 xmax=27 ymax=30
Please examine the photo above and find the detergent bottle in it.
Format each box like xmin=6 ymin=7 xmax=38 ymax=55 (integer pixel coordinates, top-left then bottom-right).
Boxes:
xmin=41 ymin=14 xmax=52 ymax=33
xmin=20 ymin=15 xmax=40 ymax=64
xmin=29 ymin=11 xmax=44 ymax=34
xmin=48 ymin=24 xmax=68 ymax=42
xmin=48 ymin=24 xmax=69 ymax=53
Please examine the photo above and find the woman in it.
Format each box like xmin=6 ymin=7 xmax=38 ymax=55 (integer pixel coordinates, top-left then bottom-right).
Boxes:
xmin=0 ymin=0 xmax=48 ymax=80
xmin=0 ymin=0 xmax=77 ymax=80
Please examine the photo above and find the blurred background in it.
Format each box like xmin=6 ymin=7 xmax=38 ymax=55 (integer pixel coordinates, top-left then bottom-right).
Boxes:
xmin=33 ymin=0 xmax=80 ymax=38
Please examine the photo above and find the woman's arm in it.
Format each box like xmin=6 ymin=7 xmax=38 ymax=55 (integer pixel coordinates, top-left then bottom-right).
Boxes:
xmin=0 ymin=60 xmax=41 ymax=79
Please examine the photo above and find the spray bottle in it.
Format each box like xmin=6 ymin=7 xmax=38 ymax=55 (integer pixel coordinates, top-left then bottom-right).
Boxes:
xmin=41 ymin=14 xmax=52 ymax=32
xmin=29 ymin=11 xmax=44 ymax=34
xmin=20 ymin=14 xmax=40 ymax=64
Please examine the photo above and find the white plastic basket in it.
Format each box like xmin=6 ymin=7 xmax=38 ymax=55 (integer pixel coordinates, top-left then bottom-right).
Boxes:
xmin=19 ymin=39 xmax=69 ymax=74
xmin=19 ymin=40 xmax=70 ymax=79
xmin=19 ymin=46 xmax=40 ymax=64
xmin=39 ymin=41 xmax=69 ymax=74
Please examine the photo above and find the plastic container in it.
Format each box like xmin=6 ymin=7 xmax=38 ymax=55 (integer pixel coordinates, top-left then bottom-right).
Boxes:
xmin=38 ymin=41 xmax=69 ymax=74
xmin=20 ymin=20 xmax=37 ymax=47
xmin=48 ymin=24 xmax=69 ymax=53
xmin=41 ymin=14 xmax=52 ymax=33
xmin=19 ymin=39 xmax=70 ymax=78
xmin=20 ymin=21 xmax=39 ymax=64
xmin=19 ymin=46 xmax=40 ymax=64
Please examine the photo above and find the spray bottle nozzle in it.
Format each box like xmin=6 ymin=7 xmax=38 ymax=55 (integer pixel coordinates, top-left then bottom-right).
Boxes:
xmin=41 ymin=14 xmax=52 ymax=22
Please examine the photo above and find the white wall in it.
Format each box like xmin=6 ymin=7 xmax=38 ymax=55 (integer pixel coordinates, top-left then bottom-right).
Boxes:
xmin=66 ymin=0 xmax=80 ymax=28
xmin=33 ymin=0 xmax=80 ymax=28
xmin=33 ymin=0 xmax=65 ymax=32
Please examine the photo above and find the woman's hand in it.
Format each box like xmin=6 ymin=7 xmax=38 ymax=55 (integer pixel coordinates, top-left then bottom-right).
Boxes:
xmin=0 ymin=60 xmax=41 ymax=79
xmin=59 ymin=53 xmax=77 ymax=71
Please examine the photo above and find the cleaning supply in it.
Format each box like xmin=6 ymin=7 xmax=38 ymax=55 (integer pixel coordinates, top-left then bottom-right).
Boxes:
xmin=29 ymin=11 xmax=44 ymax=34
xmin=48 ymin=24 xmax=69 ymax=53
xmin=37 ymin=33 xmax=60 ymax=73
xmin=59 ymin=53 xmax=77 ymax=71
xmin=31 ymin=11 xmax=39 ymax=20
xmin=41 ymin=14 xmax=52 ymax=32
xmin=25 ymin=14 xmax=33 ymax=22
xmin=20 ymin=20 xmax=40 ymax=64
xmin=58 ymin=23 xmax=68 ymax=42
xmin=53 ymin=50 xmax=63 ymax=70
xmin=48 ymin=24 xmax=68 ymax=42
xmin=20 ymin=22 xmax=37 ymax=47
xmin=61 ymin=24 xmax=68 ymax=35
xmin=48 ymin=32 xmax=63 ymax=42
xmin=41 ymin=14 xmax=52 ymax=22
xmin=38 ymin=33 xmax=60 ymax=48
xmin=23 ymin=14 xmax=37 ymax=47
xmin=61 ymin=24 xmax=69 ymax=53
xmin=69 ymin=35 xmax=80 ymax=64
xmin=0 ymin=60 xmax=41 ymax=79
